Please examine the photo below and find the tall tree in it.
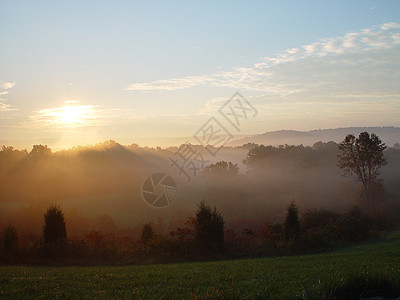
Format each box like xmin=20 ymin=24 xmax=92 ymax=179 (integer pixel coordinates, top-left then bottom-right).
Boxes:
xmin=2 ymin=225 xmax=19 ymax=262
xmin=337 ymin=132 xmax=387 ymax=208
xmin=195 ymin=201 xmax=225 ymax=253
xmin=43 ymin=205 xmax=67 ymax=244
xmin=284 ymin=201 xmax=300 ymax=240
xmin=140 ymin=223 xmax=154 ymax=243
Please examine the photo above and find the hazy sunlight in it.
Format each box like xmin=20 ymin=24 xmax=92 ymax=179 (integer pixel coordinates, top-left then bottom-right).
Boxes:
xmin=36 ymin=104 xmax=97 ymax=127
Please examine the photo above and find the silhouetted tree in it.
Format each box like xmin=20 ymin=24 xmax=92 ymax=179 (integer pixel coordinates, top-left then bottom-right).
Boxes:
xmin=203 ymin=161 xmax=239 ymax=177
xmin=337 ymin=132 xmax=387 ymax=208
xmin=2 ymin=225 xmax=19 ymax=262
xmin=141 ymin=223 xmax=154 ymax=243
xmin=243 ymin=144 xmax=315 ymax=169
xmin=43 ymin=205 xmax=67 ymax=244
xmin=29 ymin=144 xmax=52 ymax=159
xmin=284 ymin=201 xmax=300 ymax=240
xmin=195 ymin=201 xmax=225 ymax=253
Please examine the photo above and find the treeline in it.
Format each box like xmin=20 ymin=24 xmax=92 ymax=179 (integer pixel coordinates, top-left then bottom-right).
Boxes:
xmin=0 ymin=201 xmax=396 ymax=265
xmin=1 ymin=133 xmax=400 ymax=264
xmin=0 ymin=141 xmax=168 ymax=203
xmin=1 ymin=138 xmax=400 ymax=229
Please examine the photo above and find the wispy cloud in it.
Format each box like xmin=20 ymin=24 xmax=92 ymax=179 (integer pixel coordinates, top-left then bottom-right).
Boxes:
xmin=126 ymin=75 xmax=213 ymax=91
xmin=0 ymin=82 xmax=16 ymax=90
xmin=0 ymin=81 xmax=17 ymax=112
xmin=0 ymin=103 xmax=14 ymax=112
xmin=126 ymin=22 xmax=400 ymax=95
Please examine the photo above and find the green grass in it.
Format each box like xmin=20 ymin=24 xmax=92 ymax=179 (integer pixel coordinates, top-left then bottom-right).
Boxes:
xmin=1 ymin=232 xmax=400 ymax=299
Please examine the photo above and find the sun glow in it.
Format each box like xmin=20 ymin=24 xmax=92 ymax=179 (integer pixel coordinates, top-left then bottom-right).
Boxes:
xmin=35 ymin=103 xmax=98 ymax=127
xmin=58 ymin=106 xmax=84 ymax=124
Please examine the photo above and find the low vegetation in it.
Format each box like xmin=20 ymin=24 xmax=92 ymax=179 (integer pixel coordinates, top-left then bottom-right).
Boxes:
xmin=0 ymin=200 xmax=396 ymax=265
xmin=1 ymin=230 xmax=399 ymax=299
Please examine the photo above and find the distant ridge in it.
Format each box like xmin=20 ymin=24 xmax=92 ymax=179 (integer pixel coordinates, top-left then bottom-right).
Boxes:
xmin=229 ymin=127 xmax=400 ymax=147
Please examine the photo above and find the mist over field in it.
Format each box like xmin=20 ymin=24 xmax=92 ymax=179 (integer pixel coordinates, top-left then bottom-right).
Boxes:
xmin=1 ymin=127 xmax=399 ymax=240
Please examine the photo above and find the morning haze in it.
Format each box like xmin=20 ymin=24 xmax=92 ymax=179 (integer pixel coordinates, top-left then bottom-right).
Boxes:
xmin=1 ymin=1 xmax=400 ymax=299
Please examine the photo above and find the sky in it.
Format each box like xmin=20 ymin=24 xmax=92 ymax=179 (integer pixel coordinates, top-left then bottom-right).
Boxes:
xmin=1 ymin=1 xmax=400 ymax=150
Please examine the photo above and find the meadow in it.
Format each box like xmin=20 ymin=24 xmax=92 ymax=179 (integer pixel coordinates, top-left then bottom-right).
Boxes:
xmin=1 ymin=231 xmax=399 ymax=299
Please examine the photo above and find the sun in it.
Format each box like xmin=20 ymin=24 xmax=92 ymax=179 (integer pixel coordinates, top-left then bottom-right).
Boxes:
xmin=37 ymin=103 xmax=97 ymax=127
xmin=58 ymin=106 xmax=83 ymax=125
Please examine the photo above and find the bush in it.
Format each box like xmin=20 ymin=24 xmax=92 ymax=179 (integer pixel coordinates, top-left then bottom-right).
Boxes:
xmin=304 ymin=227 xmax=336 ymax=249
xmin=335 ymin=206 xmax=372 ymax=242
xmin=259 ymin=222 xmax=283 ymax=242
xmin=302 ymin=209 xmax=340 ymax=231
xmin=301 ymin=209 xmax=340 ymax=247
xmin=39 ymin=239 xmax=68 ymax=262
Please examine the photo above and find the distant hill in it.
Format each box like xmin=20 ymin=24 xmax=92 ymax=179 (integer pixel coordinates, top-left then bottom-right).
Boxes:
xmin=229 ymin=127 xmax=400 ymax=147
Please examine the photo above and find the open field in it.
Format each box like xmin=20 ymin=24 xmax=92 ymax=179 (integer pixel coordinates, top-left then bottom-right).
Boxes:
xmin=1 ymin=231 xmax=400 ymax=299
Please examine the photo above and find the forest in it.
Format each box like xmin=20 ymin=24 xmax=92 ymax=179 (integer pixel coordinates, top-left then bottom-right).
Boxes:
xmin=1 ymin=133 xmax=399 ymax=264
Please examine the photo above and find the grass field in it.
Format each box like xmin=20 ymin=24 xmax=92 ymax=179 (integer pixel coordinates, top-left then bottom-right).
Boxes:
xmin=1 ymin=232 xmax=400 ymax=299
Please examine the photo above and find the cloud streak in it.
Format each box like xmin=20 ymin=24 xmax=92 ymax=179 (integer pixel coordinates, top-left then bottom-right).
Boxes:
xmin=0 ymin=82 xmax=17 ymax=112
xmin=126 ymin=75 xmax=213 ymax=91
xmin=0 ymin=82 xmax=16 ymax=90
xmin=125 ymin=22 xmax=400 ymax=95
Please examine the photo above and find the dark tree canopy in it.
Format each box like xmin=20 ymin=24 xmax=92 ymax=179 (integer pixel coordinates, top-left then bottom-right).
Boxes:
xmin=242 ymin=144 xmax=329 ymax=169
xmin=29 ymin=144 xmax=52 ymax=159
xmin=203 ymin=161 xmax=239 ymax=177
xmin=43 ymin=205 xmax=67 ymax=244
xmin=337 ymin=132 xmax=387 ymax=207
